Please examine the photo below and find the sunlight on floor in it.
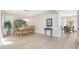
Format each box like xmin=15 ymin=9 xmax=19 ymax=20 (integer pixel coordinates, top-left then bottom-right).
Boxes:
xmin=0 ymin=38 xmax=13 ymax=45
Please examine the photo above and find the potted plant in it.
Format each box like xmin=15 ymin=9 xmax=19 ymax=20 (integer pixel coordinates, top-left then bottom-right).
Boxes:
xmin=4 ymin=21 xmax=12 ymax=35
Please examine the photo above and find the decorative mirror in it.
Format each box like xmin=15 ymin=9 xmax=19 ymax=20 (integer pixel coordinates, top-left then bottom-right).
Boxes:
xmin=46 ymin=18 xmax=52 ymax=27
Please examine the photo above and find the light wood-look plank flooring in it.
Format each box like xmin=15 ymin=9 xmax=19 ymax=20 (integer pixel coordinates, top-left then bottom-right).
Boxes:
xmin=0 ymin=33 xmax=78 ymax=49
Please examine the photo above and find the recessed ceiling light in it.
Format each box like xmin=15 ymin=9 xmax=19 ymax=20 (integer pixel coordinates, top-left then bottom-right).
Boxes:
xmin=24 ymin=10 xmax=29 ymax=11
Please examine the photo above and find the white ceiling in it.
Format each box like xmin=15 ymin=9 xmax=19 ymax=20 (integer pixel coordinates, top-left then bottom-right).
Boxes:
xmin=57 ymin=10 xmax=77 ymax=14
xmin=3 ymin=10 xmax=77 ymax=17
xmin=57 ymin=10 xmax=77 ymax=17
xmin=3 ymin=10 xmax=49 ymax=17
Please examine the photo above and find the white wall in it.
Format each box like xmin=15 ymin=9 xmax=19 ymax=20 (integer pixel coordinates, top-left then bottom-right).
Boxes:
xmin=1 ymin=12 xmax=26 ymax=35
xmin=30 ymin=10 xmax=77 ymax=37
xmin=0 ymin=11 xmax=4 ymax=42
xmin=2 ymin=12 xmax=26 ymax=27
xmin=0 ymin=11 xmax=2 ymax=41
xmin=77 ymin=10 xmax=79 ymax=41
xmin=31 ymin=11 xmax=61 ymax=37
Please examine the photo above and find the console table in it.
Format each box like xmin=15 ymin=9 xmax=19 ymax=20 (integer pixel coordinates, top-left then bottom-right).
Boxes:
xmin=44 ymin=28 xmax=53 ymax=36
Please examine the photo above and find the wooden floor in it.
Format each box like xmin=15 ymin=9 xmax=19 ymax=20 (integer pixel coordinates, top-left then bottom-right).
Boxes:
xmin=0 ymin=33 xmax=78 ymax=49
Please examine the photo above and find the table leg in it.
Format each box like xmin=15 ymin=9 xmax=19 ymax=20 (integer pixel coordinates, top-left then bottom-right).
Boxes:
xmin=50 ymin=30 xmax=52 ymax=37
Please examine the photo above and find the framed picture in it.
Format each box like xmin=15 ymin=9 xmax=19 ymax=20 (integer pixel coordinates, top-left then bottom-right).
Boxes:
xmin=46 ymin=18 xmax=52 ymax=27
